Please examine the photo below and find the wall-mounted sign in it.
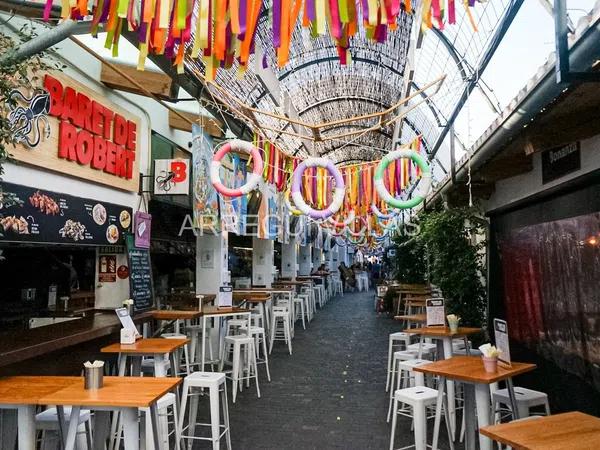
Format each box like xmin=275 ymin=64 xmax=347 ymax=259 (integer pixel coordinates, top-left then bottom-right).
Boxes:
xmin=98 ymin=255 xmax=117 ymax=282
xmin=117 ymin=265 xmax=129 ymax=279
xmin=133 ymin=211 xmax=151 ymax=249
xmin=153 ymin=159 xmax=190 ymax=195
xmin=6 ymin=72 xmax=140 ymax=192
xmin=541 ymin=141 xmax=580 ymax=184
xmin=125 ymin=233 xmax=154 ymax=312
xmin=0 ymin=182 xmax=131 ymax=245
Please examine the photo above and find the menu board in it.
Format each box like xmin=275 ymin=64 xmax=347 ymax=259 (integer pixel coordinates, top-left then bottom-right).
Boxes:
xmin=125 ymin=233 xmax=154 ymax=312
xmin=493 ymin=318 xmax=512 ymax=366
xmin=426 ymin=298 xmax=446 ymax=327
xmin=0 ymin=182 xmax=132 ymax=245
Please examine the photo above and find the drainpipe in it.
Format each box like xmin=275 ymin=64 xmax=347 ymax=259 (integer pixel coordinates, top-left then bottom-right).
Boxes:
xmin=0 ymin=18 xmax=78 ymax=64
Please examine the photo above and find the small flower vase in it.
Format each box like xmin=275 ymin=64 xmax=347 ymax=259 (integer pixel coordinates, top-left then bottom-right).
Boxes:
xmin=482 ymin=356 xmax=498 ymax=373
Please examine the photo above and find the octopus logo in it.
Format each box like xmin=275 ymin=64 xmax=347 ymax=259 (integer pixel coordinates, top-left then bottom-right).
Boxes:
xmin=7 ymin=89 xmax=51 ymax=148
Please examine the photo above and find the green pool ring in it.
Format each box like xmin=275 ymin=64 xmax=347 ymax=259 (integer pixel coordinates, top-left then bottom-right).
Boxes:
xmin=374 ymin=149 xmax=432 ymax=210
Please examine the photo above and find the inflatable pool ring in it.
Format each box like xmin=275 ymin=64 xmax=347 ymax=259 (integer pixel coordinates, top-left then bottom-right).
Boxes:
xmin=374 ymin=149 xmax=432 ymax=209
xmin=291 ymin=158 xmax=345 ymax=220
xmin=211 ymin=140 xmax=263 ymax=198
xmin=284 ymin=189 xmax=303 ymax=216
xmin=347 ymin=215 xmax=368 ymax=238
xmin=371 ymin=203 xmax=398 ymax=220
xmin=327 ymin=211 xmax=356 ymax=229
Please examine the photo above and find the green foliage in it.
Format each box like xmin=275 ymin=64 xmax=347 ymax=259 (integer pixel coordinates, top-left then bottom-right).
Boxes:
xmin=391 ymin=207 xmax=487 ymax=328
xmin=392 ymin=232 xmax=427 ymax=284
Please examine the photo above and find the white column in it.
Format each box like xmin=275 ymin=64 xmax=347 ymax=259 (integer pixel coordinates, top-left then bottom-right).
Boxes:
xmin=252 ymin=237 xmax=274 ymax=287
xmin=197 ymin=231 xmax=229 ymax=294
xmin=311 ymin=246 xmax=322 ymax=269
xmin=281 ymin=238 xmax=298 ymax=279
xmin=298 ymin=244 xmax=312 ymax=276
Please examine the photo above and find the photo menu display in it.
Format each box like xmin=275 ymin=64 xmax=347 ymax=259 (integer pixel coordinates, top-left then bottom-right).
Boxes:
xmin=0 ymin=182 xmax=132 ymax=245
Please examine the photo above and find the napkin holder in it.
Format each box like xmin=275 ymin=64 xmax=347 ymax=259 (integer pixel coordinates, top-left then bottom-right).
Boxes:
xmin=84 ymin=362 xmax=104 ymax=390
xmin=120 ymin=327 xmax=136 ymax=344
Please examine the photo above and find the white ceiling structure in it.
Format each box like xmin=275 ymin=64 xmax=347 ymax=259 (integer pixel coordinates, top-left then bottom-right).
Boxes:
xmin=184 ymin=0 xmax=521 ymax=180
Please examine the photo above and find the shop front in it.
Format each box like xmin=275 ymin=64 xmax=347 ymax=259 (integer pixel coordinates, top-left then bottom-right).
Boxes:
xmin=1 ymin=70 xmax=142 ymax=332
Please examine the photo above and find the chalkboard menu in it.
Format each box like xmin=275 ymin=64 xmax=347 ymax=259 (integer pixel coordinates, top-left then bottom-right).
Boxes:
xmin=125 ymin=233 xmax=154 ymax=311
xmin=0 ymin=182 xmax=132 ymax=245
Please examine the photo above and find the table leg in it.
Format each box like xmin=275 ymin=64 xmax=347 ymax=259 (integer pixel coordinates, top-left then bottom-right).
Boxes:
xmin=118 ymin=353 xmax=127 ymax=376
xmin=132 ymin=356 xmax=142 ymax=376
xmin=63 ymin=406 xmax=81 ymax=450
xmin=463 ymin=383 xmax=477 ymax=450
xmin=149 ymin=404 xmax=163 ymax=450
xmin=122 ymin=408 xmax=140 ymax=450
xmin=154 ymin=353 xmax=167 ymax=377
xmin=442 ymin=338 xmax=457 ymax=439
xmin=432 ymin=376 xmax=446 ymax=450
xmin=475 ymin=383 xmax=493 ymax=450
xmin=506 ymin=378 xmax=521 ymax=420
xmin=16 ymin=405 xmax=36 ymax=450
xmin=92 ymin=411 xmax=111 ymax=450
xmin=56 ymin=405 xmax=67 ymax=449
xmin=0 ymin=409 xmax=18 ymax=450
xmin=201 ymin=315 xmax=207 ymax=372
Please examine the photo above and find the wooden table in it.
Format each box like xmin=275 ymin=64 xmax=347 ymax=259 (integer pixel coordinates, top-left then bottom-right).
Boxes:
xmin=480 ymin=412 xmax=600 ymax=450
xmin=406 ymin=326 xmax=482 ymax=437
xmin=0 ymin=376 xmax=179 ymax=450
xmin=415 ymin=356 xmax=536 ymax=450
xmin=101 ymin=338 xmax=189 ymax=377
xmin=394 ymin=314 xmax=427 ymax=323
xmin=42 ymin=376 xmax=180 ymax=450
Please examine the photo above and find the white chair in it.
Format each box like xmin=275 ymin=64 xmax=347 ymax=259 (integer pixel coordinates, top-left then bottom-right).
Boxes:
xmin=161 ymin=333 xmax=191 ymax=376
xmin=387 ymin=350 xmax=418 ymax=421
xmin=492 ymin=386 xmax=550 ymax=420
xmin=389 ymin=386 xmax=454 ymax=450
xmin=140 ymin=393 xmax=180 ymax=450
xmin=386 ymin=332 xmax=412 ymax=391
xmin=178 ymin=372 xmax=232 ymax=450
xmin=269 ymin=306 xmax=293 ymax=355
xmin=239 ymin=324 xmax=271 ymax=382
xmin=36 ymin=407 xmax=92 ymax=450
xmin=219 ymin=335 xmax=260 ymax=402
xmin=293 ymin=295 xmax=307 ymax=329
xmin=407 ymin=342 xmax=438 ymax=359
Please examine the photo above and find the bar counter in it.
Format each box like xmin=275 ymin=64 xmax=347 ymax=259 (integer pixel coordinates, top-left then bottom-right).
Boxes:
xmin=0 ymin=310 xmax=152 ymax=370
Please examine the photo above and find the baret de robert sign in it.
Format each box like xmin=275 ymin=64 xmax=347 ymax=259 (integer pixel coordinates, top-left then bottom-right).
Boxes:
xmin=7 ymin=72 xmax=140 ymax=192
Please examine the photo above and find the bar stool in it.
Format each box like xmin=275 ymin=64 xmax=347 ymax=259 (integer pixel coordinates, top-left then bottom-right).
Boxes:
xmin=141 ymin=393 xmax=180 ymax=450
xmin=185 ymin=324 xmax=215 ymax=368
xmin=388 ymin=359 xmax=432 ymax=422
xmin=219 ymin=335 xmax=260 ymax=402
xmin=239 ymin=324 xmax=271 ymax=382
xmin=161 ymin=333 xmax=191 ymax=376
xmin=389 ymin=386 xmax=455 ymax=450
xmin=36 ymin=407 xmax=92 ymax=450
xmin=313 ymin=285 xmax=324 ymax=308
xmin=387 ymin=350 xmax=418 ymax=422
xmin=300 ymin=286 xmax=315 ymax=320
xmin=178 ymin=372 xmax=232 ymax=450
xmin=269 ymin=305 xmax=293 ymax=355
xmin=492 ymin=386 xmax=550 ymax=420
xmin=293 ymin=295 xmax=307 ymax=330
xmin=386 ymin=332 xmax=412 ymax=391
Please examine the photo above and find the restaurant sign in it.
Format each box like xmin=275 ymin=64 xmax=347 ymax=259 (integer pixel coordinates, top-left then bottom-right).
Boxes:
xmin=0 ymin=182 xmax=132 ymax=245
xmin=7 ymin=72 xmax=140 ymax=192
xmin=541 ymin=141 xmax=580 ymax=184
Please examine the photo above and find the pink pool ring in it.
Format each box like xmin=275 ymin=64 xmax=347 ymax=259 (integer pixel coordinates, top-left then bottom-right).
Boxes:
xmin=347 ymin=215 xmax=368 ymax=237
xmin=327 ymin=211 xmax=355 ymax=229
xmin=210 ymin=140 xmax=264 ymax=198
xmin=291 ymin=158 xmax=345 ymax=220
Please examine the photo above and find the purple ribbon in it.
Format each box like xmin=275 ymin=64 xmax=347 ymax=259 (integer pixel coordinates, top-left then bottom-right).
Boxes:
xmin=239 ymin=0 xmax=247 ymax=39
xmin=305 ymin=0 xmax=316 ymax=21
xmin=272 ymin=0 xmax=282 ymax=48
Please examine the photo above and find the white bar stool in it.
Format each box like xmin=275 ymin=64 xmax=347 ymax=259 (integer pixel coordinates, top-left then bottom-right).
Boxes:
xmin=389 ymin=386 xmax=455 ymax=450
xmin=219 ymin=335 xmax=261 ymax=402
xmin=269 ymin=306 xmax=293 ymax=355
xmin=36 ymin=407 xmax=92 ymax=450
xmin=293 ymin=295 xmax=307 ymax=329
xmin=386 ymin=332 xmax=412 ymax=391
xmin=492 ymin=386 xmax=550 ymax=420
xmin=178 ymin=372 xmax=232 ymax=450
xmin=239 ymin=325 xmax=271 ymax=382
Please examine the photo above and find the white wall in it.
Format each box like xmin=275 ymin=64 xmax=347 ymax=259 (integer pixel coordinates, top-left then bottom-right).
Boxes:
xmin=252 ymin=238 xmax=274 ymax=287
xmin=298 ymin=245 xmax=312 ymax=276
xmin=196 ymin=233 xmax=229 ymax=294
xmin=485 ymin=135 xmax=600 ymax=212
xmin=281 ymin=239 xmax=298 ymax=278
xmin=94 ymin=251 xmax=131 ymax=309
